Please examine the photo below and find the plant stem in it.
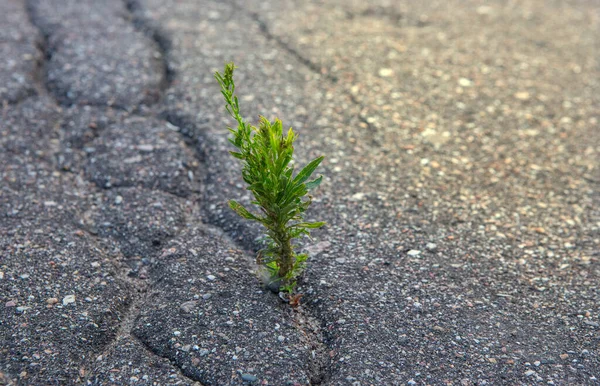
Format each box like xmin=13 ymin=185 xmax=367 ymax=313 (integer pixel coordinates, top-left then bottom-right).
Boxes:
xmin=276 ymin=230 xmax=294 ymax=279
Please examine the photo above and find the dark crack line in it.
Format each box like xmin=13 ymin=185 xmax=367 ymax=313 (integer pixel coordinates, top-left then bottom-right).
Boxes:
xmin=23 ymin=0 xmax=333 ymax=383
xmin=21 ymin=3 xmax=204 ymax=385
xmin=124 ymin=0 xmax=175 ymax=99
xmin=160 ymin=84 xmax=334 ymax=386
xmin=86 ymin=272 xmax=205 ymax=386
xmin=23 ymin=0 xmax=51 ymax=102
xmin=226 ymin=4 xmax=361 ymax=384
xmin=130 ymin=332 xmax=206 ymax=385
xmin=246 ymin=11 xmax=338 ymax=84
xmin=241 ymin=2 xmax=381 ymax=153
xmin=348 ymin=94 xmax=384 ymax=148
xmin=24 ymin=0 xmax=169 ymax=113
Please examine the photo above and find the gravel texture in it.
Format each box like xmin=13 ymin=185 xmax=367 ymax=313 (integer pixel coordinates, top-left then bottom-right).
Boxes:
xmin=1 ymin=0 xmax=598 ymax=385
xmin=88 ymin=188 xmax=190 ymax=262
xmin=84 ymin=117 xmax=201 ymax=197
xmin=0 ymin=100 xmax=131 ymax=383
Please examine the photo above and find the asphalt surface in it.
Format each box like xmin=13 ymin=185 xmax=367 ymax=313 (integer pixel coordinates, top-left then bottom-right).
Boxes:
xmin=1 ymin=0 xmax=598 ymax=385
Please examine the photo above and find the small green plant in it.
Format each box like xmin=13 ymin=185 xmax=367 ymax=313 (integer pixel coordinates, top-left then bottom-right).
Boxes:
xmin=215 ymin=63 xmax=325 ymax=293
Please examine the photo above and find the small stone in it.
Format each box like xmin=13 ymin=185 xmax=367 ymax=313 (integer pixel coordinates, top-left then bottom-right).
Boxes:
xmin=46 ymin=298 xmax=59 ymax=305
xmin=458 ymin=78 xmax=472 ymax=87
xmin=378 ymin=68 xmax=394 ymax=77
xmin=207 ymin=10 xmax=221 ymax=20
xmin=173 ymin=331 xmax=181 ymax=336
xmin=137 ymin=144 xmax=154 ymax=152
xmin=115 ymin=195 xmax=123 ymax=205
xmin=525 ymin=370 xmax=536 ymax=377
xmin=207 ymin=275 xmax=216 ymax=281
xmin=515 ymin=91 xmax=530 ymax=100
xmin=425 ymin=243 xmax=437 ymax=251
xmin=241 ymin=373 xmax=258 ymax=383
xmin=560 ymin=353 xmax=569 ymax=360
xmin=488 ymin=358 xmax=497 ymax=363
xmin=350 ymin=192 xmax=365 ymax=201
xmin=202 ymin=293 xmax=212 ymax=300
xmin=407 ymin=250 xmax=421 ymax=257
xmin=305 ymin=241 xmax=331 ymax=256
xmin=180 ymin=300 xmax=197 ymax=313
xmin=0 ymin=271 xmax=4 ymax=280
xmin=335 ymin=258 xmax=346 ymax=264
xmin=16 ymin=306 xmax=30 ymax=313
xmin=277 ymin=335 xmax=285 ymax=342
xmin=476 ymin=5 xmax=493 ymax=15
xmin=62 ymin=295 xmax=76 ymax=305
xmin=199 ymin=349 xmax=210 ymax=356
xmin=5 ymin=301 xmax=16 ymax=307
xmin=534 ymin=361 xmax=540 ymax=366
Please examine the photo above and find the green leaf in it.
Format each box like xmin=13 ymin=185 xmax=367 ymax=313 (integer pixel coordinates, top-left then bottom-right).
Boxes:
xmin=293 ymin=221 xmax=325 ymax=229
xmin=292 ymin=156 xmax=324 ymax=187
xmin=305 ymin=175 xmax=323 ymax=190
xmin=295 ymin=253 xmax=308 ymax=263
xmin=229 ymin=200 xmax=261 ymax=221
xmin=289 ymin=227 xmax=310 ymax=238
xmin=229 ymin=151 xmax=245 ymax=159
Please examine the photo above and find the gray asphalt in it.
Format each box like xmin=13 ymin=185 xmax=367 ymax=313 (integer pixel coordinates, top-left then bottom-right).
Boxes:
xmin=1 ymin=0 xmax=598 ymax=385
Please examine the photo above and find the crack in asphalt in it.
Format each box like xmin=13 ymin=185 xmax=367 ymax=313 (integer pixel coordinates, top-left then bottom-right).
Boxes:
xmin=21 ymin=0 xmax=337 ymax=383
xmin=161 ymin=105 xmax=334 ymax=385
xmin=241 ymin=4 xmax=383 ymax=154
xmin=124 ymin=0 xmax=175 ymax=94
xmin=23 ymin=0 xmax=50 ymax=103
xmin=21 ymin=2 xmax=203 ymax=384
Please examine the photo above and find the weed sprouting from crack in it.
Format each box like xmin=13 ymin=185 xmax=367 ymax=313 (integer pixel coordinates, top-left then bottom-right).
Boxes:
xmin=215 ymin=63 xmax=325 ymax=294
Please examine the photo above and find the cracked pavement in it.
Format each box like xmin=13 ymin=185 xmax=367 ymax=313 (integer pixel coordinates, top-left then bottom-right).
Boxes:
xmin=1 ymin=0 xmax=599 ymax=385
